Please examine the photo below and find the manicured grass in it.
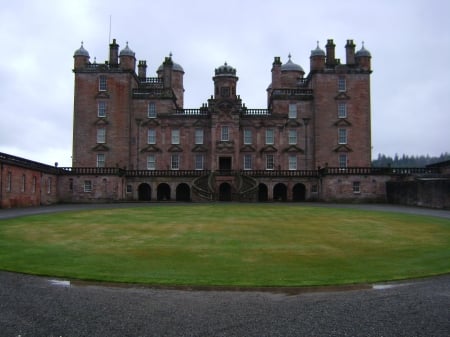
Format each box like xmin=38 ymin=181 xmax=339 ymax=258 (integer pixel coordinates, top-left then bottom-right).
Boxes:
xmin=0 ymin=204 xmax=449 ymax=287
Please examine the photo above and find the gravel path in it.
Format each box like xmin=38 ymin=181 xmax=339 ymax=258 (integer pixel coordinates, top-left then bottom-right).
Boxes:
xmin=1 ymin=271 xmax=449 ymax=337
xmin=1 ymin=203 xmax=449 ymax=336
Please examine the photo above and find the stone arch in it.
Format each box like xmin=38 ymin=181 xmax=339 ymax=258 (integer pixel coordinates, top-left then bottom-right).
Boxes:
xmin=138 ymin=183 xmax=151 ymax=201
xmin=157 ymin=183 xmax=171 ymax=201
xmin=292 ymin=183 xmax=306 ymax=202
xmin=219 ymin=182 xmax=232 ymax=201
xmin=258 ymin=183 xmax=268 ymax=202
xmin=273 ymin=183 xmax=287 ymax=201
xmin=176 ymin=183 xmax=191 ymax=201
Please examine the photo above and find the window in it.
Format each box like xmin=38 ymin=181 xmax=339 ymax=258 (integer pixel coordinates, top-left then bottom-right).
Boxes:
xmin=244 ymin=154 xmax=252 ymax=170
xmin=221 ymin=126 xmax=229 ymax=141
xmin=171 ymin=154 xmax=180 ymax=170
xmin=98 ymin=101 xmax=107 ymax=117
xmin=84 ymin=180 xmax=92 ymax=192
xmin=21 ymin=174 xmax=26 ymax=192
xmin=221 ymin=87 xmax=230 ymax=97
xmin=338 ymin=128 xmax=347 ymax=144
xmin=288 ymin=104 xmax=297 ymax=119
xmin=6 ymin=172 xmax=11 ymax=192
xmin=353 ymin=181 xmax=361 ymax=194
xmin=99 ymin=75 xmax=107 ymax=91
xmin=311 ymin=184 xmax=318 ymax=193
xmin=339 ymin=154 xmax=347 ymax=168
xmin=338 ymin=77 xmax=346 ymax=92
xmin=148 ymin=102 xmax=156 ymax=118
xmin=32 ymin=176 xmax=36 ymax=193
xmin=147 ymin=155 xmax=156 ymax=170
xmin=288 ymin=130 xmax=297 ymax=145
xmin=171 ymin=129 xmax=180 ymax=144
xmin=195 ymin=128 xmax=204 ymax=144
xmin=243 ymin=129 xmax=252 ymax=144
xmin=47 ymin=177 xmax=52 ymax=194
xmin=126 ymin=185 xmax=133 ymax=193
xmin=265 ymin=128 xmax=274 ymax=144
xmin=266 ymin=154 xmax=274 ymax=170
xmin=147 ymin=128 xmax=156 ymax=144
xmin=97 ymin=128 xmax=106 ymax=143
xmin=97 ymin=154 xmax=105 ymax=167
xmin=195 ymin=154 xmax=204 ymax=170
xmin=338 ymin=102 xmax=347 ymax=118
xmin=288 ymin=155 xmax=297 ymax=170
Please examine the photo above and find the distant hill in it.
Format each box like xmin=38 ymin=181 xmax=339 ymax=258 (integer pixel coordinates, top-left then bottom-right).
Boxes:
xmin=372 ymin=153 xmax=450 ymax=168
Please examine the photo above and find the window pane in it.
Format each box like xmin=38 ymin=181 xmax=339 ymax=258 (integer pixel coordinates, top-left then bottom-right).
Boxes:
xmin=171 ymin=154 xmax=179 ymax=170
xmin=195 ymin=128 xmax=204 ymax=144
xmin=99 ymin=75 xmax=107 ymax=91
xmin=97 ymin=128 xmax=106 ymax=143
xmin=338 ymin=77 xmax=346 ymax=91
xmin=172 ymin=129 xmax=180 ymax=144
xmin=97 ymin=154 xmax=105 ymax=167
xmin=84 ymin=180 xmax=92 ymax=192
xmin=244 ymin=129 xmax=252 ymax=144
xmin=338 ymin=128 xmax=347 ymax=144
xmin=266 ymin=154 xmax=274 ymax=170
xmin=353 ymin=181 xmax=361 ymax=193
xmin=339 ymin=154 xmax=347 ymax=168
xmin=221 ymin=126 xmax=229 ymax=141
xmin=148 ymin=103 xmax=156 ymax=118
xmin=338 ymin=102 xmax=347 ymax=118
xmin=195 ymin=154 xmax=204 ymax=170
xmin=148 ymin=129 xmax=156 ymax=144
xmin=147 ymin=155 xmax=156 ymax=170
xmin=288 ymin=104 xmax=297 ymax=119
xmin=266 ymin=129 xmax=274 ymax=144
xmin=244 ymin=154 xmax=252 ymax=170
xmin=288 ymin=130 xmax=297 ymax=144
xmin=288 ymin=155 xmax=297 ymax=170
xmin=98 ymin=101 xmax=106 ymax=117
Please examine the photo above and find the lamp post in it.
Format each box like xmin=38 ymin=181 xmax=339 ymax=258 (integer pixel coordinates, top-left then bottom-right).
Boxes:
xmin=302 ymin=118 xmax=310 ymax=169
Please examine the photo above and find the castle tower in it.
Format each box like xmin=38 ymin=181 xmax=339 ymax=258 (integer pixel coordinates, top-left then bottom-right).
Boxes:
xmin=310 ymin=41 xmax=326 ymax=71
xmin=73 ymin=42 xmax=90 ymax=69
xmin=119 ymin=42 xmax=136 ymax=71
xmin=157 ymin=54 xmax=185 ymax=108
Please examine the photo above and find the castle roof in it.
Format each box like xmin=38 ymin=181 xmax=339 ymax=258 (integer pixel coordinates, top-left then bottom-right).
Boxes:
xmin=74 ymin=42 xmax=89 ymax=57
xmin=119 ymin=42 xmax=135 ymax=57
xmin=310 ymin=41 xmax=325 ymax=57
xmin=356 ymin=42 xmax=371 ymax=57
xmin=215 ymin=62 xmax=237 ymax=76
xmin=281 ymin=54 xmax=304 ymax=73
xmin=157 ymin=54 xmax=184 ymax=72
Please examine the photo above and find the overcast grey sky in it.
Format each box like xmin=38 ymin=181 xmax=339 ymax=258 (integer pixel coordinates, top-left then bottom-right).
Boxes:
xmin=0 ymin=0 xmax=449 ymax=166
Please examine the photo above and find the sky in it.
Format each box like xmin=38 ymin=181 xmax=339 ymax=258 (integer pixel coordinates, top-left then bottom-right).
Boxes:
xmin=0 ymin=0 xmax=449 ymax=167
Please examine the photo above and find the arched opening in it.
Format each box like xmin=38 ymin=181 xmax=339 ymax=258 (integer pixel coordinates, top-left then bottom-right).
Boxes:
xmin=292 ymin=183 xmax=306 ymax=202
xmin=273 ymin=183 xmax=287 ymax=201
xmin=258 ymin=183 xmax=268 ymax=202
xmin=157 ymin=183 xmax=171 ymax=201
xmin=219 ymin=182 xmax=232 ymax=201
xmin=176 ymin=183 xmax=191 ymax=201
xmin=138 ymin=183 xmax=151 ymax=201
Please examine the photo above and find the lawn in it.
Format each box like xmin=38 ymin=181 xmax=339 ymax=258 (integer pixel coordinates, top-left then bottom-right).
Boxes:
xmin=0 ymin=204 xmax=449 ymax=287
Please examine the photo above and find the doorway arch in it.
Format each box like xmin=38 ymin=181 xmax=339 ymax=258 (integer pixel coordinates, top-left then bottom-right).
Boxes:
xmin=138 ymin=183 xmax=151 ymax=201
xmin=157 ymin=183 xmax=171 ymax=201
xmin=273 ymin=183 xmax=287 ymax=201
xmin=258 ymin=183 xmax=268 ymax=202
xmin=219 ymin=182 xmax=232 ymax=201
xmin=292 ymin=183 xmax=306 ymax=202
xmin=176 ymin=183 xmax=191 ymax=201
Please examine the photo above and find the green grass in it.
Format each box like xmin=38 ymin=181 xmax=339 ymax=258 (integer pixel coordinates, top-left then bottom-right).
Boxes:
xmin=0 ymin=204 xmax=449 ymax=287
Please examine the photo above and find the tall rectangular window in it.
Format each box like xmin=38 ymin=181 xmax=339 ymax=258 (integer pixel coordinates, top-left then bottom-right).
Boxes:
xmin=353 ymin=181 xmax=361 ymax=194
xmin=32 ymin=176 xmax=36 ymax=193
xmin=171 ymin=129 xmax=180 ymax=144
xmin=98 ymin=101 xmax=107 ymax=117
xmin=47 ymin=177 xmax=52 ymax=194
xmin=97 ymin=153 xmax=105 ymax=167
xmin=288 ymin=155 xmax=297 ymax=170
xmin=6 ymin=172 xmax=11 ymax=192
xmin=148 ymin=102 xmax=156 ymax=118
xmin=338 ymin=102 xmax=347 ymax=118
xmin=288 ymin=130 xmax=297 ymax=144
xmin=171 ymin=154 xmax=180 ymax=170
xmin=338 ymin=77 xmax=346 ymax=92
xmin=195 ymin=154 xmax=204 ymax=170
xmin=97 ymin=128 xmax=106 ymax=143
xmin=221 ymin=126 xmax=229 ymax=141
xmin=99 ymin=75 xmax=107 ymax=91
xmin=147 ymin=155 xmax=156 ymax=170
xmin=84 ymin=180 xmax=92 ymax=192
xmin=243 ymin=129 xmax=252 ymax=144
xmin=21 ymin=174 xmax=26 ymax=192
xmin=244 ymin=154 xmax=252 ymax=170
xmin=265 ymin=128 xmax=274 ymax=144
xmin=148 ymin=128 xmax=156 ymax=144
xmin=338 ymin=128 xmax=347 ymax=144
xmin=195 ymin=128 xmax=204 ymax=144
xmin=288 ymin=104 xmax=297 ymax=119
xmin=339 ymin=154 xmax=348 ymax=168
xmin=266 ymin=154 xmax=274 ymax=170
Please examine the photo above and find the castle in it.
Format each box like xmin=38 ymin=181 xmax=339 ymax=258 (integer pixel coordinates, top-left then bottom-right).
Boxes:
xmin=2 ymin=38 xmax=445 ymax=208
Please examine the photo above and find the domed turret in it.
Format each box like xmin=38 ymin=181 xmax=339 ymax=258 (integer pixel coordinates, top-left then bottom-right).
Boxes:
xmin=119 ymin=42 xmax=135 ymax=57
xmin=213 ymin=62 xmax=238 ymax=100
xmin=73 ymin=42 xmax=90 ymax=69
xmin=310 ymin=41 xmax=326 ymax=72
xmin=214 ymin=62 xmax=237 ymax=77
xmin=157 ymin=54 xmax=184 ymax=73
xmin=281 ymin=54 xmax=304 ymax=73
xmin=310 ymin=42 xmax=325 ymax=57
xmin=119 ymin=41 xmax=136 ymax=71
xmin=355 ymin=42 xmax=371 ymax=57
xmin=355 ymin=41 xmax=371 ymax=71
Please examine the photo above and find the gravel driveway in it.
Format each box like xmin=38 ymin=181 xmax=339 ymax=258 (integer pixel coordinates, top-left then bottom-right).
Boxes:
xmin=1 ymin=203 xmax=449 ymax=336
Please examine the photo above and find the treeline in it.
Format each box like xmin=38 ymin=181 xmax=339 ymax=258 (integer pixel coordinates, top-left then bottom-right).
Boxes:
xmin=372 ymin=152 xmax=450 ymax=167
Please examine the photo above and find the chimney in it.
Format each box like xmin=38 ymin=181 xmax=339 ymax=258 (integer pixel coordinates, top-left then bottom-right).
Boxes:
xmin=109 ymin=39 xmax=119 ymax=67
xmin=271 ymin=56 xmax=282 ymax=88
xmin=325 ymin=39 xmax=336 ymax=66
xmin=138 ymin=60 xmax=147 ymax=78
xmin=345 ymin=39 xmax=356 ymax=65
xmin=163 ymin=56 xmax=173 ymax=89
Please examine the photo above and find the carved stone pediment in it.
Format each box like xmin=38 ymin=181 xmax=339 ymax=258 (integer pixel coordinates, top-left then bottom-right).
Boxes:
xmin=333 ymin=145 xmax=353 ymax=152
xmin=240 ymin=145 xmax=256 ymax=152
xmin=333 ymin=119 xmax=352 ymax=126
xmin=92 ymin=144 xmax=109 ymax=151
xmin=216 ymin=140 xmax=234 ymax=153
xmin=192 ymin=145 xmax=208 ymax=152
xmin=260 ymin=145 xmax=278 ymax=153
xmin=283 ymin=145 xmax=304 ymax=153
xmin=335 ymin=92 xmax=351 ymax=100
xmin=168 ymin=145 xmax=183 ymax=152
xmin=140 ymin=144 xmax=162 ymax=153
xmin=94 ymin=118 xmax=109 ymax=126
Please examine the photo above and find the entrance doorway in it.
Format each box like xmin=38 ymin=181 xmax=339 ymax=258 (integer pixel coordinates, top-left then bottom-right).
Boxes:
xmin=138 ymin=183 xmax=151 ymax=201
xmin=258 ymin=183 xmax=268 ymax=202
xmin=219 ymin=182 xmax=232 ymax=201
xmin=219 ymin=157 xmax=232 ymax=171
xmin=157 ymin=183 xmax=171 ymax=201
xmin=273 ymin=183 xmax=287 ymax=201
xmin=292 ymin=183 xmax=306 ymax=201
xmin=176 ymin=183 xmax=191 ymax=201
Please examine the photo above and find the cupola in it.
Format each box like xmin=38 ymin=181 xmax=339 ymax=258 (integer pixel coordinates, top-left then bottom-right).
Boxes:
xmin=119 ymin=41 xmax=136 ymax=71
xmin=73 ymin=41 xmax=90 ymax=69
xmin=281 ymin=54 xmax=304 ymax=73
